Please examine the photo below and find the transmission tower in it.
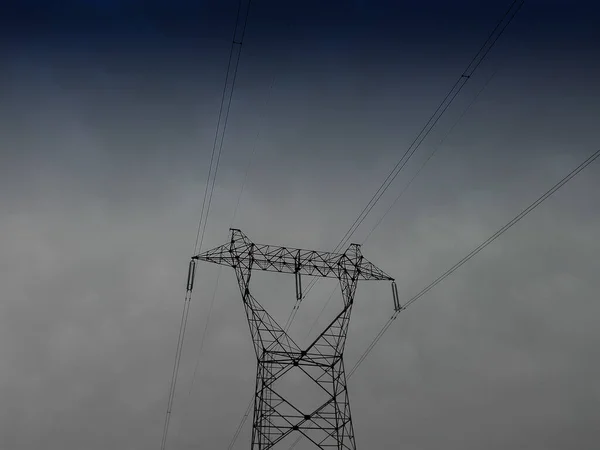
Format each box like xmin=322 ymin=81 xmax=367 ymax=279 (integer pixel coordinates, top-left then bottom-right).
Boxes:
xmin=192 ymin=229 xmax=398 ymax=449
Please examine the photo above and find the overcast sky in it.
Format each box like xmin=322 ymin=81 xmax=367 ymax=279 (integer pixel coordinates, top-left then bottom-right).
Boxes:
xmin=1 ymin=1 xmax=599 ymax=449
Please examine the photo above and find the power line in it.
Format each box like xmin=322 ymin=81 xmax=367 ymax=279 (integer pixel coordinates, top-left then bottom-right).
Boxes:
xmin=360 ymin=67 xmax=500 ymax=246
xmin=159 ymin=285 xmax=193 ymax=450
xmin=230 ymin=74 xmax=277 ymax=227
xmin=284 ymin=0 xmax=524 ymax=340
xmin=195 ymin=0 xmax=253 ymax=256
xmin=171 ymin=266 xmax=222 ymax=448
xmin=231 ymin=1 xmax=525 ymax=446
xmin=222 ymin=77 xmax=279 ymax=450
xmin=227 ymin=395 xmax=254 ymax=450
xmin=302 ymin=65 xmax=502 ymax=347
xmin=178 ymin=71 xmax=275 ymax=450
xmin=288 ymin=435 xmax=303 ymax=449
xmin=348 ymin=147 xmax=600 ymax=379
xmin=288 ymin=146 xmax=599 ymax=450
xmin=159 ymin=2 xmax=253 ymax=449
xmin=333 ymin=0 xmax=525 ymax=254
xmin=284 ymin=3 xmax=524 ymax=448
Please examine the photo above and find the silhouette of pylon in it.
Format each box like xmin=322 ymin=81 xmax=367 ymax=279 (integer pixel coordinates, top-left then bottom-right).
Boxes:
xmin=194 ymin=229 xmax=394 ymax=449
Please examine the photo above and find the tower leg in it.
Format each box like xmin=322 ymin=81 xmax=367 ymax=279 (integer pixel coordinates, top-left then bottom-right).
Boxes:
xmin=237 ymin=269 xmax=359 ymax=449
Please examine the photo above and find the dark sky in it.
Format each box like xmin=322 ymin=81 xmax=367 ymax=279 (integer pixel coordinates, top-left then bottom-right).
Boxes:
xmin=1 ymin=1 xmax=599 ymax=449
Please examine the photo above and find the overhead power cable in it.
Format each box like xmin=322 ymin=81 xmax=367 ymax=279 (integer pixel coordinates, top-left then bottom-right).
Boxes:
xmin=284 ymin=0 xmax=524 ymax=336
xmin=227 ymin=395 xmax=254 ymax=450
xmin=180 ymin=72 xmax=276 ymax=450
xmin=159 ymin=285 xmax=193 ymax=450
xmin=194 ymin=0 xmax=253 ymax=256
xmin=290 ymin=146 xmax=600 ymax=450
xmin=360 ymin=68 xmax=499 ymax=246
xmin=178 ymin=73 xmax=274 ymax=450
xmin=230 ymin=72 xmax=277 ymax=227
xmin=235 ymin=1 xmax=525 ymax=446
xmin=285 ymin=3 xmax=524 ymax=448
xmin=223 ymin=77 xmax=278 ymax=450
xmin=348 ymin=147 xmax=600 ymax=379
xmin=159 ymin=2 xmax=253 ymax=450
xmin=333 ymin=0 xmax=524 ymax=254
xmin=171 ymin=266 xmax=222 ymax=449
xmin=302 ymin=65 xmax=501 ymax=343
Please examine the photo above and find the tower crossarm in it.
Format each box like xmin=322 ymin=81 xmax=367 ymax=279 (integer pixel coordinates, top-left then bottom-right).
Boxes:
xmin=193 ymin=229 xmax=394 ymax=281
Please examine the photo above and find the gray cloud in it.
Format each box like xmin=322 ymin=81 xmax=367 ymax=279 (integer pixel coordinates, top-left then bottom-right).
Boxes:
xmin=1 ymin=2 xmax=599 ymax=449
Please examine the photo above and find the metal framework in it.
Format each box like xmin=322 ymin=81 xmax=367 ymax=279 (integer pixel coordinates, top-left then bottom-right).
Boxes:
xmin=192 ymin=229 xmax=396 ymax=449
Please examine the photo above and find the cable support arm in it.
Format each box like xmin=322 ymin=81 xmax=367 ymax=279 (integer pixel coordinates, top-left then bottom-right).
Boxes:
xmin=193 ymin=228 xmax=394 ymax=281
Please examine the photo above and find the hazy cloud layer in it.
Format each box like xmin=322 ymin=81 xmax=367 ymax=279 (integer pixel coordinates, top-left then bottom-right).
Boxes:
xmin=1 ymin=1 xmax=599 ymax=449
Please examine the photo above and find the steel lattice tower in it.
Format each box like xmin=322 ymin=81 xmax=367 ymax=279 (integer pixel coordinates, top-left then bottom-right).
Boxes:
xmin=192 ymin=229 xmax=396 ymax=449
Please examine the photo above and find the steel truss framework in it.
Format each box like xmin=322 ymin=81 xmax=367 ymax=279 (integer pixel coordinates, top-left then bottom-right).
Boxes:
xmin=193 ymin=229 xmax=395 ymax=449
